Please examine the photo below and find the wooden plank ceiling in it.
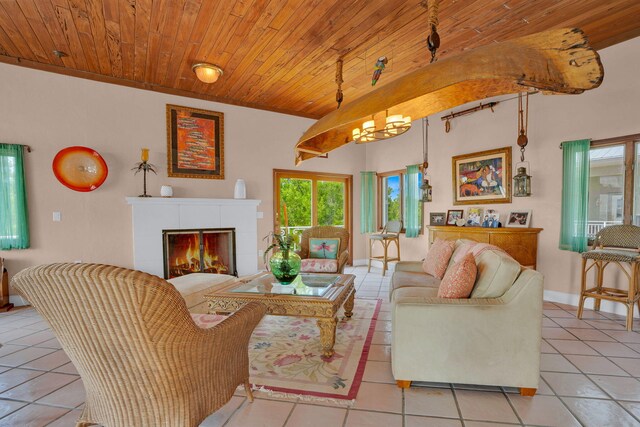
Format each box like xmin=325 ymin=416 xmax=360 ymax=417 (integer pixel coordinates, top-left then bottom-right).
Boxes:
xmin=0 ymin=0 xmax=639 ymax=119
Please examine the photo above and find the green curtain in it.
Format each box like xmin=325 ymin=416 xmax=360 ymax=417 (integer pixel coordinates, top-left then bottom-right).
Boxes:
xmin=360 ymin=171 xmax=376 ymax=233
xmin=404 ymin=164 xmax=420 ymax=238
xmin=0 ymin=144 xmax=30 ymax=249
xmin=559 ymin=139 xmax=590 ymax=253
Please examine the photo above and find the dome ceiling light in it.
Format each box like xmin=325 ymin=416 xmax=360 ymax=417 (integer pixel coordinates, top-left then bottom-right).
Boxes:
xmin=192 ymin=63 xmax=224 ymax=84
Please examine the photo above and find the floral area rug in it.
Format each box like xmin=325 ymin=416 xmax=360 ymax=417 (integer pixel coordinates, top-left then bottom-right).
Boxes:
xmin=248 ymin=298 xmax=380 ymax=402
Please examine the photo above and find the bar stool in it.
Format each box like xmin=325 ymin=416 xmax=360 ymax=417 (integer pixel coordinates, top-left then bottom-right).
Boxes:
xmin=368 ymin=220 xmax=402 ymax=276
xmin=577 ymin=225 xmax=640 ymax=331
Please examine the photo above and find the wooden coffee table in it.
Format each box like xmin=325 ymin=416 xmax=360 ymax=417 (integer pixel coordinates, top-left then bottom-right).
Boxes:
xmin=205 ymin=272 xmax=356 ymax=357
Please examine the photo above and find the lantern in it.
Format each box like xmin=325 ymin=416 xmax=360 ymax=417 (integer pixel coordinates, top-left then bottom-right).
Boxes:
xmin=420 ymin=178 xmax=433 ymax=202
xmin=513 ymin=166 xmax=532 ymax=197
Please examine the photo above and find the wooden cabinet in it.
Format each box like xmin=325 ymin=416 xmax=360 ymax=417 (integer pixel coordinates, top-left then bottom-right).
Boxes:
xmin=427 ymin=226 xmax=543 ymax=269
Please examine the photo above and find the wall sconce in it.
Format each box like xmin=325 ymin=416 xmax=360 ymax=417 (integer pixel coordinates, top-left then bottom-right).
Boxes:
xmin=192 ymin=63 xmax=224 ymax=84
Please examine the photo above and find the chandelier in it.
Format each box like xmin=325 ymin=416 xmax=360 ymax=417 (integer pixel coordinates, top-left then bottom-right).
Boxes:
xmin=352 ymin=110 xmax=412 ymax=144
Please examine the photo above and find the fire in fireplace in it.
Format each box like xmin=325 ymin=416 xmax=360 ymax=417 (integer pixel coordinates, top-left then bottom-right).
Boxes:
xmin=162 ymin=228 xmax=237 ymax=279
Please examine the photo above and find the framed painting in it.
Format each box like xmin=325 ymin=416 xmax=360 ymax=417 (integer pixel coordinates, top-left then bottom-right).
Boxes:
xmin=166 ymin=104 xmax=224 ymax=179
xmin=452 ymin=147 xmax=511 ymax=205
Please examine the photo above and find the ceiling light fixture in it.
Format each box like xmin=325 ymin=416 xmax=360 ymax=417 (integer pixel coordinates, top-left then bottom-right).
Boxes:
xmin=192 ymin=63 xmax=223 ymax=84
xmin=352 ymin=110 xmax=411 ymax=143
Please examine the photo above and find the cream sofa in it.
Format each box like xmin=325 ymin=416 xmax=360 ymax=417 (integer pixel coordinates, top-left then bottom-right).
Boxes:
xmin=390 ymin=239 xmax=544 ymax=396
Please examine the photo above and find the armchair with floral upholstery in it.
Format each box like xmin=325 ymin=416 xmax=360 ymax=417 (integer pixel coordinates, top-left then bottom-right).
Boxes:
xmin=297 ymin=226 xmax=350 ymax=273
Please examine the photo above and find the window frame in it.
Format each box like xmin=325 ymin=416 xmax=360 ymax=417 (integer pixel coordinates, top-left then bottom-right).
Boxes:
xmin=273 ymin=169 xmax=353 ymax=264
xmin=376 ymin=168 xmax=423 ymax=234
xmin=589 ymin=133 xmax=640 ymax=225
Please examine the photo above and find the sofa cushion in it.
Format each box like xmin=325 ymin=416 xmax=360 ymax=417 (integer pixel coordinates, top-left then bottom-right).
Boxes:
xmin=471 ymin=250 xmax=521 ymax=298
xmin=438 ymin=254 xmax=477 ymax=298
xmin=390 ymin=270 xmax=441 ymax=301
xmin=422 ymin=238 xmax=455 ymax=279
xmin=300 ymin=258 xmax=339 ymax=273
xmin=391 ymin=285 xmax=439 ymax=303
xmin=448 ymin=239 xmax=479 ymax=268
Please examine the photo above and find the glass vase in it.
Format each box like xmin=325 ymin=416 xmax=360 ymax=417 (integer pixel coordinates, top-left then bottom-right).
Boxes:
xmin=269 ymin=250 xmax=301 ymax=284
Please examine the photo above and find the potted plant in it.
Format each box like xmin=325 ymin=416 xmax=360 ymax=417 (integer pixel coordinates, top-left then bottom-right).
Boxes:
xmin=263 ymin=204 xmax=301 ymax=284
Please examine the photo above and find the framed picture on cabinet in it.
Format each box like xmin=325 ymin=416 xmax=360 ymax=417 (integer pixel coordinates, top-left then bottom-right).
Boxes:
xmin=446 ymin=209 xmax=464 ymax=225
xmin=482 ymin=209 xmax=501 ymax=228
xmin=506 ymin=210 xmax=532 ymax=228
xmin=466 ymin=207 xmax=484 ymax=227
xmin=429 ymin=212 xmax=446 ymax=226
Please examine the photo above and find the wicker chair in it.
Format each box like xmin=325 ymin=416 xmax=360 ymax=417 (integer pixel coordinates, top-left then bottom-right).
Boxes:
xmin=368 ymin=220 xmax=402 ymax=276
xmin=297 ymin=226 xmax=350 ymax=273
xmin=578 ymin=225 xmax=640 ymax=331
xmin=11 ymin=263 xmax=266 ymax=427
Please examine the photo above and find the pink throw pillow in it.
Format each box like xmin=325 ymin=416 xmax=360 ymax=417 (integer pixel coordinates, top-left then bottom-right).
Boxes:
xmin=437 ymin=253 xmax=477 ymax=298
xmin=422 ymin=238 xmax=455 ymax=279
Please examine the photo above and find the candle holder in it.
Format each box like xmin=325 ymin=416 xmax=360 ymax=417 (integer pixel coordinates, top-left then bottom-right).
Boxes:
xmin=132 ymin=160 xmax=157 ymax=197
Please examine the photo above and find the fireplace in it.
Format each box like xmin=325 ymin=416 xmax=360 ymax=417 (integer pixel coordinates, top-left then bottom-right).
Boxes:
xmin=162 ymin=228 xmax=237 ymax=279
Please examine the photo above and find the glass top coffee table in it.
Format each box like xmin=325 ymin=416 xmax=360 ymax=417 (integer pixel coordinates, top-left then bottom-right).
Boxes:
xmin=205 ymin=272 xmax=356 ymax=357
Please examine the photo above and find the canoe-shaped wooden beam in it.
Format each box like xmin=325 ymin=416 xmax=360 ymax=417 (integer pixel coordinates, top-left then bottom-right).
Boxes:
xmin=295 ymin=28 xmax=603 ymax=165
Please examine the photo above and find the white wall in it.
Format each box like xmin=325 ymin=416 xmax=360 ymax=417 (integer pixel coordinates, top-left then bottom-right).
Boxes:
xmin=364 ymin=36 xmax=640 ymax=315
xmin=0 ymin=63 xmax=366 ymax=291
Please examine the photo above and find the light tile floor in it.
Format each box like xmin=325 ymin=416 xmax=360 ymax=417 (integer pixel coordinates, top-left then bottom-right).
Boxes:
xmin=0 ymin=266 xmax=639 ymax=426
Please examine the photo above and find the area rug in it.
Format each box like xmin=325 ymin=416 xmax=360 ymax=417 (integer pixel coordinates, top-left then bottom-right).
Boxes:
xmin=247 ymin=298 xmax=380 ymax=402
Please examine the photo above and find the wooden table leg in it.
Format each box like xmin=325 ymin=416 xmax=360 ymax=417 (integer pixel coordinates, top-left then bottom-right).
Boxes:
xmin=317 ymin=317 xmax=338 ymax=358
xmin=344 ymin=289 xmax=355 ymax=318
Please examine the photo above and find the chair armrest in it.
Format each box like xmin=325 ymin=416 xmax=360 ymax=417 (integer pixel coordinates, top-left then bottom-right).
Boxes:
xmin=337 ymin=251 xmax=349 ymax=273
xmin=185 ymin=301 xmax=266 ymax=403
xmin=394 ymin=261 xmax=424 ymax=273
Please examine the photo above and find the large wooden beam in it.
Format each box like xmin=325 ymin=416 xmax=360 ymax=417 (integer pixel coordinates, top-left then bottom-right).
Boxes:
xmin=294 ymin=28 xmax=604 ymax=164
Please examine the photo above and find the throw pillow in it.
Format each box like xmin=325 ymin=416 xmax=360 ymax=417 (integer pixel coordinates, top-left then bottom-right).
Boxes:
xmin=300 ymin=258 xmax=339 ymax=273
xmin=422 ymin=238 xmax=455 ymax=279
xmin=438 ymin=253 xmax=477 ymax=298
xmin=451 ymin=241 xmax=477 ymax=264
xmin=309 ymin=238 xmax=340 ymax=259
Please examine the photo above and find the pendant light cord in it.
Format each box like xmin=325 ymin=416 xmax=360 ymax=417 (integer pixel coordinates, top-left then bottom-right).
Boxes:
xmin=422 ymin=117 xmax=429 ymax=170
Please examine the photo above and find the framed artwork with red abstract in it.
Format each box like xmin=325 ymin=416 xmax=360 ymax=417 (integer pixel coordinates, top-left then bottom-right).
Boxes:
xmin=166 ymin=104 xmax=224 ymax=179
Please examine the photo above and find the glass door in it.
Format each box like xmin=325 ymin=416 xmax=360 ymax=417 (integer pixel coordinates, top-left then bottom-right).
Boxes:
xmin=273 ymin=170 xmax=352 ymax=262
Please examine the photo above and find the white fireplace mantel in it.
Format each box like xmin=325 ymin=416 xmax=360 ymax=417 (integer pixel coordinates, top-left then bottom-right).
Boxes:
xmin=126 ymin=197 xmax=261 ymax=278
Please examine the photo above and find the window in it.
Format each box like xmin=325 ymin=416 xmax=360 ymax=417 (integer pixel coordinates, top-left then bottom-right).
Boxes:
xmin=0 ymin=144 xmax=30 ymax=249
xmin=587 ymin=134 xmax=640 ymax=239
xmin=377 ymin=169 xmax=423 ymax=231
xmin=273 ymin=169 xmax=352 ymax=259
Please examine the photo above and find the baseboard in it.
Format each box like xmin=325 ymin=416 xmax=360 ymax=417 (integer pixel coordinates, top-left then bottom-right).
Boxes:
xmin=544 ymin=289 xmax=639 ymax=319
xmin=352 ymin=259 xmax=396 ymax=272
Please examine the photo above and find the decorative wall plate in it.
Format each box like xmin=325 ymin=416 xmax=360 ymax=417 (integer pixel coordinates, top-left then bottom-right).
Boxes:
xmin=52 ymin=146 xmax=108 ymax=192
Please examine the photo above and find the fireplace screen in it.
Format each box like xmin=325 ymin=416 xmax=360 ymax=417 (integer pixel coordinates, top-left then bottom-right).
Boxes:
xmin=162 ymin=228 xmax=237 ymax=279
